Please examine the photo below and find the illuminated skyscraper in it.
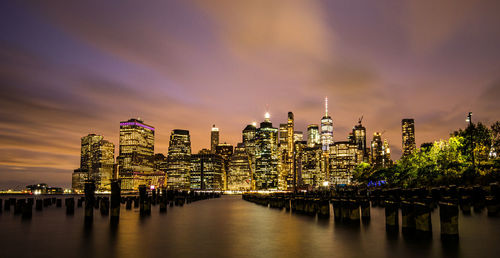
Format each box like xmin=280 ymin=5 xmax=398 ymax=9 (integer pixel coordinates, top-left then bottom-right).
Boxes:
xmin=351 ymin=118 xmax=369 ymax=162
xmin=216 ymin=143 xmax=234 ymax=190
xmin=92 ymin=139 xmax=115 ymax=190
xmin=321 ymin=97 xmax=333 ymax=151
xmin=279 ymin=123 xmax=287 ymax=146
xmin=80 ymin=134 xmax=103 ymax=172
xmin=371 ymin=132 xmax=392 ymax=169
xmin=211 ymin=124 xmax=219 ymax=153
xmin=166 ymin=129 xmax=191 ymax=190
xmin=190 ymin=149 xmax=223 ymax=190
xmin=330 ymin=141 xmax=360 ymax=185
xmin=287 ymin=112 xmax=295 ymax=161
xmin=227 ymin=143 xmax=252 ymax=191
xmin=255 ymin=112 xmax=279 ymax=190
xmin=370 ymin=132 xmax=383 ymax=168
xmin=117 ymin=118 xmax=155 ymax=175
xmin=299 ymin=145 xmax=323 ymax=189
xmin=383 ymin=140 xmax=392 ymax=167
xmin=294 ymin=131 xmax=303 ymax=142
xmin=402 ymin=118 xmax=416 ymax=156
xmin=72 ymin=134 xmax=114 ymax=191
xmin=242 ymin=123 xmax=257 ymax=189
xmin=307 ymin=124 xmax=320 ymax=147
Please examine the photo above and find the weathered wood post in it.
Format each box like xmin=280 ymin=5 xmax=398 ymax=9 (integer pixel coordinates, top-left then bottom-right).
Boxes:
xmin=36 ymin=199 xmax=43 ymax=211
xmin=401 ymin=200 xmax=416 ymax=234
xmin=160 ymin=188 xmax=167 ymax=213
xmin=439 ymin=201 xmax=459 ymax=240
xmin=385 ymin=200 xmax=399 ymax=232
xmin=414 ymin=202 xmax=432 ymax=237
xmin=65 ymin=198 xmax=75 ymax=215
xmin=110 ymin=179 xmax=121 ymax=223
xmin=84 ymin=181 xmax=96 ymax=223
xmin=139 ymin=185 xmax=149 ymax=216
xmin=21 ymin=201 xmax=32 ymax=219
xmin=360 ymin=198 xmax=370 ymax=221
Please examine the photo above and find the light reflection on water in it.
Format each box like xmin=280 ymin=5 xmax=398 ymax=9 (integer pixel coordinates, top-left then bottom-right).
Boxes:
xmin=0 ymin=195 xmax=499 ymax=258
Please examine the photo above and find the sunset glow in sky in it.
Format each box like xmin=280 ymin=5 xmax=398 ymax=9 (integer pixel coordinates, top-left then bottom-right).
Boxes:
xmin=1 ymin=0 xmax=499 ymax=188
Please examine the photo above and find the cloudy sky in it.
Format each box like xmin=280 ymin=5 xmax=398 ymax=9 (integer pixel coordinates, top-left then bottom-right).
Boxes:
xmin=1 ymin=0 xmax=499 ymax=188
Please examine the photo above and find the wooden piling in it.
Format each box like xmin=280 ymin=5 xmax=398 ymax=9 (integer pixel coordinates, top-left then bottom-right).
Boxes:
xmin=439 ymin=201 xmax=459 ymax=240
xmin=110 ymin=180 xmax=121 ymax=222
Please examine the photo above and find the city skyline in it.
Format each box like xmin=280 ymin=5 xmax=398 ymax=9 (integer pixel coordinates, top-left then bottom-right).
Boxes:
xmin=1 ymin=0 xmax=500 ymax=189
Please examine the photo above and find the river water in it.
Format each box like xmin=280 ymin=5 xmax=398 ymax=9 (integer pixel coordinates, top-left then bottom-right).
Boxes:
xmin=0 ymin=195 xmax=499 ymax=258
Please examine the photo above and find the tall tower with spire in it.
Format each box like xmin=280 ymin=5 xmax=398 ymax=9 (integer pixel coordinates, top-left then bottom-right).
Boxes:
xmin=321 ymin=97 xmax=333 ymax=152
xmin=211 ymin=124 xmax=219 ymax=153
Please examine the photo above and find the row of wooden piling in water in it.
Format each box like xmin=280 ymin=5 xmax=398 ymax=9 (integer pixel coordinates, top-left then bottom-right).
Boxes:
xmin=243 ymin=183 xmax=500 ymax=241
xmin=0 ymin=181 xmax=221 ymax=224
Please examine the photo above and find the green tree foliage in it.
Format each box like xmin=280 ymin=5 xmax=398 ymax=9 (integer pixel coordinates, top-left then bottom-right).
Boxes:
xmin=452 ymin=122 xmax=492 ymax=162
xmin=353 ymin=121 xmax=499 ymax=187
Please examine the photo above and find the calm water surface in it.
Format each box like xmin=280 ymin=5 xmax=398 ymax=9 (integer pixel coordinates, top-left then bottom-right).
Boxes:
xmin=1 ymin=195 xmax=499 ymax=258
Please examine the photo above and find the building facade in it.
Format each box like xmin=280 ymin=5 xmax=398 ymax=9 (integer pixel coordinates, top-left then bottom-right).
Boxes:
xmin=72 ymin=134 xmax=115 ymax=191
xmin=402 ymin=118 xmax=416 ymax=156
xmin=227 ymin=143 xmax=252 ymax=191
xmin=329 ymin=141 xmax=361 ymax=185
xmin=211 ymin=124 xmax=219 ymax=153
xmin=190 ymin=150 xmax=223 ymax=190
xmin=307 ymin=124 xmax=320 ymax=147
xmin=166 ymin=129 xmax=192 ymax=190
xmin=216 ymin=143 xmax=234 ymax=190
xmin=254 ymin=113 xmax=279 ymax=190
xmin=321 ymin=97 xmax=333 ymax=151
xmin=242 ymin=124 xmax=257 ymax=189
xmin=117 ymin=118 xmax=155 ymax=175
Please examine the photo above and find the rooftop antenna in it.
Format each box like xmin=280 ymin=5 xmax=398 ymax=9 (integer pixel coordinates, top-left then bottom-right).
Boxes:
xmin=324 ymin=97 xmax=328 ymax=116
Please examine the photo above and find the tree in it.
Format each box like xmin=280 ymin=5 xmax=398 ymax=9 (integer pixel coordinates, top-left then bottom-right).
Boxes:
xmin=452 ymin=122 xmax=492 ymax=163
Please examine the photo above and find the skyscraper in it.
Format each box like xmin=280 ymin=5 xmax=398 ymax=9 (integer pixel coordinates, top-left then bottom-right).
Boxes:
xmin=299 ymin=144 xmax=323 ymax=189
xmin=254 ymin=112 xmax=279 ymax=190
xmin=166 ymin=129 xmax=192 ymax=190
xmin=92 ymin=139 xmax=115 ymax=190
xmin=307 ymin=124 xmax=320 ymax=147
xmin=211 ymin=124 xmax=219 ymax=153
xmin=402 ymin=118 xmax=416 ymax=156
xmin=80 ymin=134 xmax=103 ymax=172
xmin=117 ymin=118 xmax=155 ymax=175
xmin=72 ymin=134 xmax=114 ymax=191
xmin=227 ymin=143 xmax=252 ymax=191
xmin=294 ymin=131 xmax=303 ymax=142
xmin=287 ymin=112 xmax=294 ymax=162
xmin=330 ymin=141 xmax=360 ymax=185
xmin=279 ymin=123 xmax=288 ymax=146
xmin=370 ymin=132 xmax=383 ymax=168
xmin=216 ymin=143 xmax=234 ymax=190
xmin=190 ymin=149 xmax=223 ymax=190
xmin=321 ymin=97 xmax=333 ymax=152
xmin=242 ymin=123 xmax=257 ymax=189
xmin=383 ymin=140 xmax=392 ymax=167
xmin=351 ymin=118 xmax=369 ymax=162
